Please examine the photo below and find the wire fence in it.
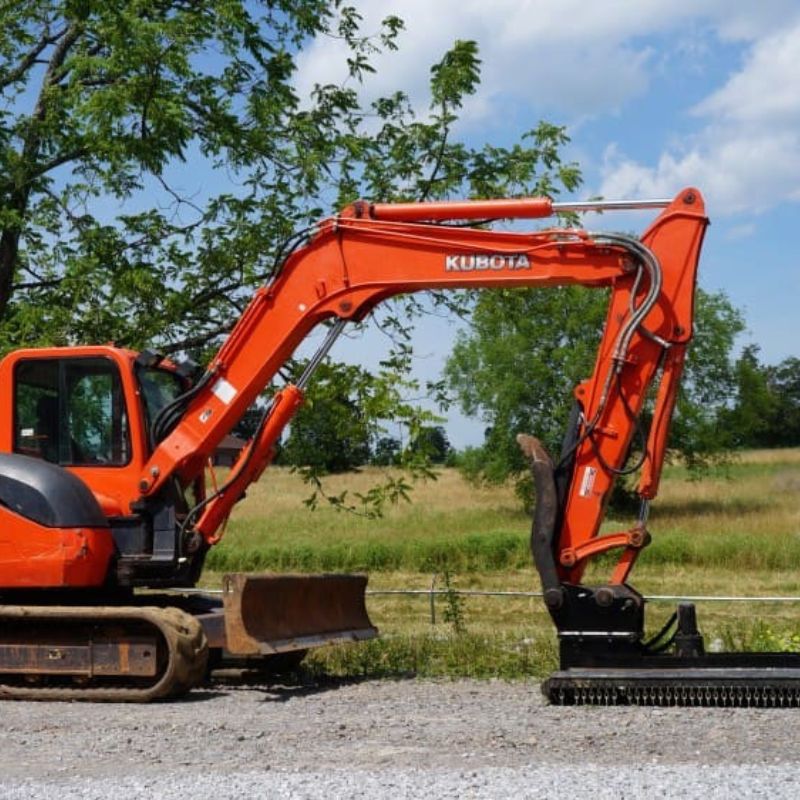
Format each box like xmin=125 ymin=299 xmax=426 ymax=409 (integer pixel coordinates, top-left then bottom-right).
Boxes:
xmin=183 ymin=584 xmax=800 ymax=626
xmin=365 ymin=582 xmax=800 ymax=626
xmin=186 ymin=586 xmax=800 ymax=603
xmin=366 ymin=589 xmax=800 ymax=603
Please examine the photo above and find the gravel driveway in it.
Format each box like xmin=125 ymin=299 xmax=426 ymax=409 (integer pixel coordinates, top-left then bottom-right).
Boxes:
xmin=2 ymin=678 xmax=799 ymax=798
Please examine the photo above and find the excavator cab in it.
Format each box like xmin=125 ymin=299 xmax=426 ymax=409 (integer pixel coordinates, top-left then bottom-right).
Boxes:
xmin=0 ymin=346 xmax=220 ymax=589
xmin=1 ymin=347 xmax=161 ymax=517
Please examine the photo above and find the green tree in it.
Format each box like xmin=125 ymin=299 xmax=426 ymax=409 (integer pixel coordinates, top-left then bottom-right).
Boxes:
xmin=667 ymin=288 xmax=746 ymax=470
xmin=720 ymin=350 xmax=800 ymax=448
xmin=0 ymin=0 xmax=402 ymax=351
xmin=278 ymin=362 xmax=373 ymax=473
xmin=371 ymin=436 xmax=401 ymax=467
xmin=714 ymin=345 xmax=774 ymax=448
xmin=0 ymin=2 xmax=584 ymax=511
xmin=410 ymin=425 xmax=452 ymax=464
xmin=445 ymin=286 xmax=745 ymax=498
xmin=278 ymin=356 xmax=442 ymax=474
xmin=767 ymin=357 xmax=800 ymax=446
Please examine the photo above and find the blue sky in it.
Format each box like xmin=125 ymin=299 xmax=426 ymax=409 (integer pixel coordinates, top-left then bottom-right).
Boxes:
xmin=292 ymin=0 xmax=800 ymax=446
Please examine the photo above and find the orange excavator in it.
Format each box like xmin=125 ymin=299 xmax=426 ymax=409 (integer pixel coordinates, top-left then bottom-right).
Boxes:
xmin=1 ymin=187 xmax=796 ymax=704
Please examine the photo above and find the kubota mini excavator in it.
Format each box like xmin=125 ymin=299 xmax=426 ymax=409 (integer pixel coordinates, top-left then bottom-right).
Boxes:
xmin=1 ymin=187 xmax=797 ymax=704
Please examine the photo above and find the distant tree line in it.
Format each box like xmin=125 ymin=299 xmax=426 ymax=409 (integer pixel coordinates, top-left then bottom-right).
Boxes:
xmin=272 ymin=423 xmax=453 ymax=474
xmin=234 ymin=337 xmax=798 ymax=478
xmin=232 ymin=359 xmax=453 ymax=474
xmin=719 ymin=346 xmax=800 ymax=448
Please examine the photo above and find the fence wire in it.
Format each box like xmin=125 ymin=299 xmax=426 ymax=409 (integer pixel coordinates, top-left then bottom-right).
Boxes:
xmin=366 ymin=589 xmax=800 ymax=603
xmin=183 ymin=587 xmax=800 ymax=603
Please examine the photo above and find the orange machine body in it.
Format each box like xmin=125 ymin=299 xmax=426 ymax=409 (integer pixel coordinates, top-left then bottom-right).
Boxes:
xmin=0 ymin=506 xmax=113 ymax=588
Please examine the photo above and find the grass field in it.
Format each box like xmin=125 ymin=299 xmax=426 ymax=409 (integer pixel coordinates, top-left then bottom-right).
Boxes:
xmin=204 ymin=448 xmax=800 ymax=678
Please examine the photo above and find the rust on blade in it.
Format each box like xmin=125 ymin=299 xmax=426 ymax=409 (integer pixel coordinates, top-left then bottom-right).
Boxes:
xmin=221 ymin=573 xmax=378 ymax=655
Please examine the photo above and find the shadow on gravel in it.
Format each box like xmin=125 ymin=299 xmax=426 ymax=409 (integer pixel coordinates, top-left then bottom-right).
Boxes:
xmin=209 ymin=669 xmax=416 ymax=703
xmin=168 ymin=688 xmax=229 ymax=703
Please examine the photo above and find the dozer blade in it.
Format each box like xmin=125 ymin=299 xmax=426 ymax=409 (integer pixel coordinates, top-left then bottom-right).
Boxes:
xmin=217 ymin=572 xmax=377 ymax=656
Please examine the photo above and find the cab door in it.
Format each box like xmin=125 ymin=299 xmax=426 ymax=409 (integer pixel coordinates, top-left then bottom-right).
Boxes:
xmin=0 ymin=347 xmax=149 ymax=517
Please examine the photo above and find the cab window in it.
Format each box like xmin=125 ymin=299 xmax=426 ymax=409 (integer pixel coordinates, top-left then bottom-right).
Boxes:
xmin=14 ymin=358 xmax=131 ymax=466
xmin=135 ymin=365 xmax=185 ymax=446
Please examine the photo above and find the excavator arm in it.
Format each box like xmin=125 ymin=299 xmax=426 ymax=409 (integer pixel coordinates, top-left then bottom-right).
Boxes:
xmin=135 ymin=188 xmax=707 ymax=591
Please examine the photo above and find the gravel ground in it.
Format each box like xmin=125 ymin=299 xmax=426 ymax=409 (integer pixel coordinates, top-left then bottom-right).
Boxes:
xmin=2 ymin=678 xmax=799 ymax=798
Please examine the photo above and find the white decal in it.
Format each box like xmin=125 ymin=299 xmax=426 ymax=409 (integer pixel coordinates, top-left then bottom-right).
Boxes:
xmin=199 ymin=409 xmax=213 ymax=424
xmin=212 ymin=378 xmax=237 ymax=405
xmin=445 ymin=253 xmax=531 ymax=272
xmin=579 ymin=466 xmax=597 ymax=498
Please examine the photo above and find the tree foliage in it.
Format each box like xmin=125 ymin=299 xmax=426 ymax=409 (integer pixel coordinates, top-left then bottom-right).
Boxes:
xmin=371 ymin=435 xmax=401 ymax=467
xmin=445 ymin=285 xmax=745 ymax=497
xmin=0 ymin=4 xmax=579 ymax=357
xmin=0 ymin=0 xmax=399 ymax=351
xmin=273 ymin=351 xmax=443 ymax=513
xmin=666 ymin=288 xmax=746 ymax=470
xmin=719 ymin=347 xmax=800 ymax=448
xmin=0 ymin=1 xmax=588 ymax=512
xmin=278 ymin=362 xmax=373 ymax=473
xmin=768 ymin=357 xmax=800 ymax=446
xmin=409 ymin=425 xmax=452 ymax=465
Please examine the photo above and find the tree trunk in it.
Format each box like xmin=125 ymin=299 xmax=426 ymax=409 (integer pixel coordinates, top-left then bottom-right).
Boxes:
xmin=0 ymin=226 xmax=21 ymax=319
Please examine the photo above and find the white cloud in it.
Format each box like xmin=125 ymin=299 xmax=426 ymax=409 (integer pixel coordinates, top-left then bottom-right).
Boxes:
xmin=294 ymin=1 xmax=800 ymax=215
xmin=600 ymin=19 xmax=800 ymax=214
xmin=724 ymin=223 xmax=756 ymax=241
xmin=297 ymin=1 xmax=671 ymax=119
xmin=295 ymin=0 xmax=798 ymax=123
xmin=695 ymin=24 xmax=800 ymax=125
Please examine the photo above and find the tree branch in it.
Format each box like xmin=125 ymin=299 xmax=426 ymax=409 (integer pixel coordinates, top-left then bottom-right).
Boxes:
xmin=13 ymin=277 xmax=63 ymax=291
xmin=154 ymin=174 xmax=205 ymax=217
xmin=43 ymin=23 xmax=84 ymax=88
xmin=188 ymin=280 xmax=243 ymax=310
xmin=0 ymin=26 xmax=53 ymax=90
xmin=31 ymin=146 xmax=88 ymax=180
xmin=417 ymin=103 xmax=451 ymax=202
xmin=163 ymin=322 xmax=234 ymax=354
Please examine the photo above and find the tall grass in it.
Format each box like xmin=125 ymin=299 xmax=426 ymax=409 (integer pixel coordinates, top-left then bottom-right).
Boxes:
xmin=304 ymin=630 xmax=558 ymax=681
xmin=207 ymin=449 xmax=800 ymax=575
xmin=207 ymin=530 xmax=530 ymax=573
xmin=203 ymin=450 xmax=800 ymax=679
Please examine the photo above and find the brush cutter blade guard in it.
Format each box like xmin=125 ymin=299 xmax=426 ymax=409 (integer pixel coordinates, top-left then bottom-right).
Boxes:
xmin=221 ymin=572 xmax=377 ymax=655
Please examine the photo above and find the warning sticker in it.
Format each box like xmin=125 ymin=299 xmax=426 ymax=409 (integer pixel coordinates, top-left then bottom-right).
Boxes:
xmin=211 ymin=378 xmax=237 ymax=405
xmin=579 ymin=466 xmax=597 ymax=498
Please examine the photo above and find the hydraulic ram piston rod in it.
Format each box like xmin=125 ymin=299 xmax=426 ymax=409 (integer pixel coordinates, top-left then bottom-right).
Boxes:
xmin=365 ymin=197 xmax=672 ymax=222
xmin=552 ymin=198 xmax=672 ymax=213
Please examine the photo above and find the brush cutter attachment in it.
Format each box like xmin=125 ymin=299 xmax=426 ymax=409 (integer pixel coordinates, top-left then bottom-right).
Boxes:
xmin=519 ymin=434 xmax=800 ymax=708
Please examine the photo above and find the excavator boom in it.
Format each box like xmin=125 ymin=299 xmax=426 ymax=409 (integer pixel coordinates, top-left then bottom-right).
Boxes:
xmin=136 ymin=188 xmax=707 ymax=576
